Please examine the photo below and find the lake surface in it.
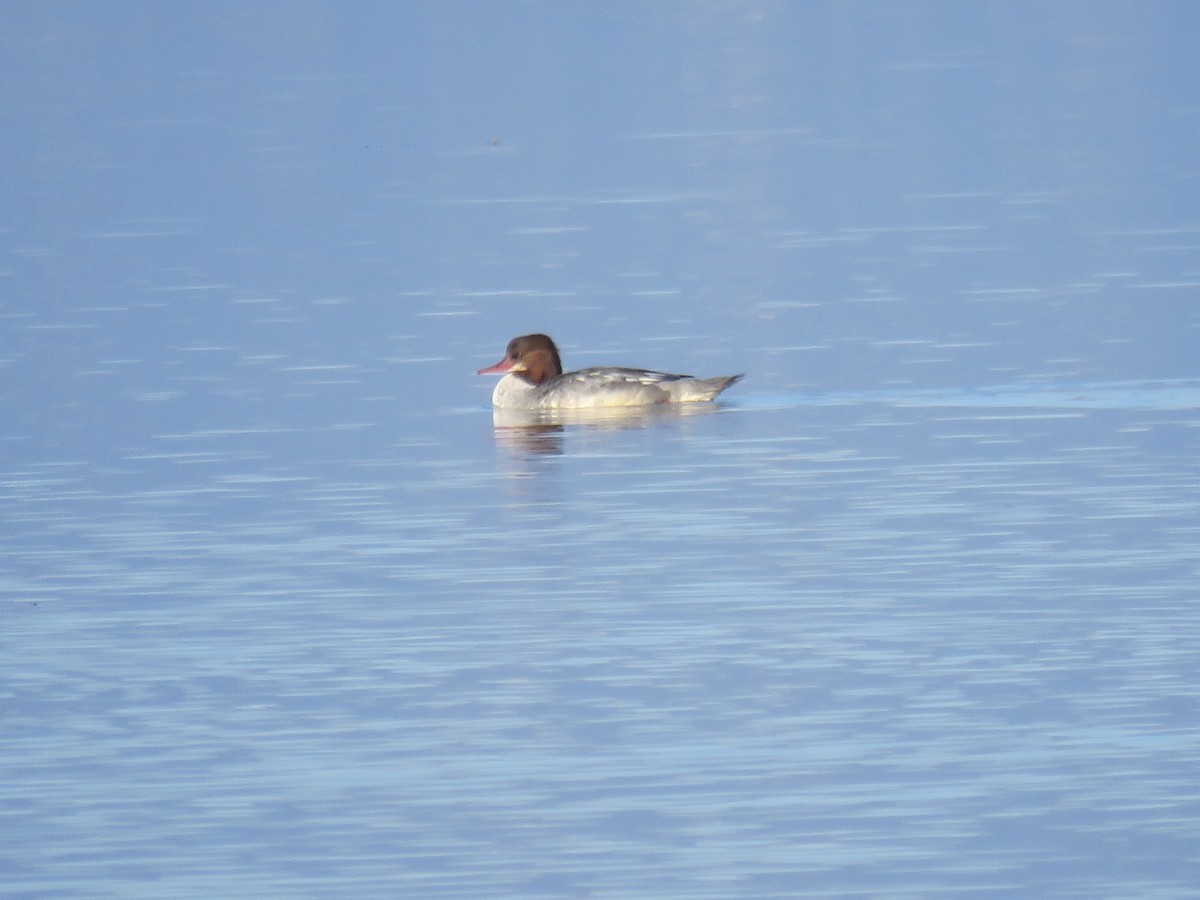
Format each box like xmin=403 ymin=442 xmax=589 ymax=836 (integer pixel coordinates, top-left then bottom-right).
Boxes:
xmin=3 ymin=4 xmax=1199 ymax=897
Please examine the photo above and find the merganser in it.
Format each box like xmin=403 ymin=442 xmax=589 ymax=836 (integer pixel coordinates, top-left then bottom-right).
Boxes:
xmin=476 ymin=333 xmax=742 ymax=410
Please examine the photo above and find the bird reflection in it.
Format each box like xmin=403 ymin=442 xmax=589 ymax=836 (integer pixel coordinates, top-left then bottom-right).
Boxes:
xmin=488 ymin=404 xmax=724 ymax=455
xmin=490 ymin=417 xmax=566 ymax=455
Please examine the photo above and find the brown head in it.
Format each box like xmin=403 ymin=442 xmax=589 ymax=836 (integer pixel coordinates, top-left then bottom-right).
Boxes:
xmin=476 ymin=333 xmax=564 ymax=385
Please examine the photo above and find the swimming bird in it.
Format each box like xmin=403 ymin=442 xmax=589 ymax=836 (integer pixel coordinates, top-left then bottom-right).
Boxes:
xmin=477 ymin=333 xmax=742 ymax=410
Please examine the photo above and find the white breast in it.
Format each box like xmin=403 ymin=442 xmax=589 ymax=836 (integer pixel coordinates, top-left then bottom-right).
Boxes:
xmin=491 ymin=373 xmax=541 ymax=409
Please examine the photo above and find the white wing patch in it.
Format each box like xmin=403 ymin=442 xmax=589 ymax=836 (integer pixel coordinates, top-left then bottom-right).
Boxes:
xmin=572 ymin=367 xmax=690 ymax=386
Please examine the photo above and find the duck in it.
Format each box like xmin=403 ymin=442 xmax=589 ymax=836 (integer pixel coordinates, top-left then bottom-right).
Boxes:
xmin=476 ymin=333 xmax=742 ymax=410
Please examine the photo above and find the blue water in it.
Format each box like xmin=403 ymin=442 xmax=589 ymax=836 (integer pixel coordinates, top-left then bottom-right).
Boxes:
xmin=3 ymin=4 xmax=1199 ymax=897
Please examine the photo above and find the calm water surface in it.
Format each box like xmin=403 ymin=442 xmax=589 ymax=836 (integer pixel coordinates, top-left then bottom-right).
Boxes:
xmin=3 ymin=4 xmax=1200 ymax=898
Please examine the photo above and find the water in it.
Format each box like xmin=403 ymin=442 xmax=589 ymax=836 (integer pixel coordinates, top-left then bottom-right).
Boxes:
xmin=3 ymin=4 xmax=1199 ymax=897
